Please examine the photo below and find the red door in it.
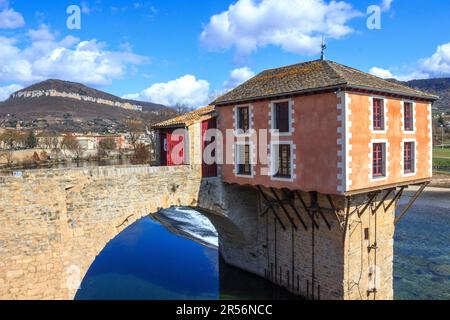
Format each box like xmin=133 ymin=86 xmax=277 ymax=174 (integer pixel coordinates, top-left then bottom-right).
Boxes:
xmin=166 ymin=129 xmax=185 ymax=166
xmin=202 ymin=118 xmax=217 ymax=177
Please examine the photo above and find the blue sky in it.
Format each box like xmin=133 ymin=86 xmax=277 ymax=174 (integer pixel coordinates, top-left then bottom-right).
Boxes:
xmin=1 ymin=0 xmax=449 ymax=106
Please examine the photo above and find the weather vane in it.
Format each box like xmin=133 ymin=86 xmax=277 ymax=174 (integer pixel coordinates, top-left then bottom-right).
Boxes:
xmin=321 ymin=37 xmax=327 ymax=60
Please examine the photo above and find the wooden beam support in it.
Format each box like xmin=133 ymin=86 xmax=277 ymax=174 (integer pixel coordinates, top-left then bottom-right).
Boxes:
xmin=357 ymin=192 xmax=380 ymax=218
xmin=282 ymin=189 xmax=308 ymax=231
xmin=294 ymin=191 xmax=320 ymax=229
xmin=395 ymin=182 xmax=429 ymax=225
xmin=385 ymin=186 xmax=406 ymax=213
xmin=310 ymin=192 xmax=331 ymax=230
xmin=372 ymin=188 xmax=395 ymax=214
xmin=326 ymin=195 xmax=343 ymax=226
xmin=342 ymin=197 xmax=351 ymax=243
xmin=257 ymin=186 xmax=286 ymax=230
xmin=270 ymin=188 xmax=298 ymax=231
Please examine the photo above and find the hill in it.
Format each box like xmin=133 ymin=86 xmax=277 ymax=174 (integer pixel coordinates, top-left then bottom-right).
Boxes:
xmin=0 ymin=79 xmax=175 ymax=133
xmin=401 ymin=78 xmax=450 ymax=113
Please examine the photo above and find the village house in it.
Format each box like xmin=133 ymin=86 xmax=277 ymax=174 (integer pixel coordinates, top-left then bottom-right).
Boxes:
xmin=152 ymin=105 xmax=217 ymax=177
xmin=214 ymin=59 xmax=437 ymax=195
xmin=151 ymin=59 xmax=438 ymax=299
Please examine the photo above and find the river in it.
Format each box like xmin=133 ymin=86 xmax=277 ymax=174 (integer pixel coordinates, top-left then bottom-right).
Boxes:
xmin=74 ymin=189 xmax=450 ymax=300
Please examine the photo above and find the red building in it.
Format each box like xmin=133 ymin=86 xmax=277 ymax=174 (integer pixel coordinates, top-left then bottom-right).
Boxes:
xmin=153 ymin=105 xmax=218 ymax=177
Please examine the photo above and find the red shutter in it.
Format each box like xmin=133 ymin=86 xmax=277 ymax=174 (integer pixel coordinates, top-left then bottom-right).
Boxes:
xmin=166 ymin=129 xmax=185 ymax=166
xmin=202 ymin=118 xmax=217 ymax=177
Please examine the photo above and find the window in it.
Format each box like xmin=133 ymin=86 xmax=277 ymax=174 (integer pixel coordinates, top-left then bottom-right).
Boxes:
xmin=404 ymin=142 xmax=415 ymax=174
xmin=404 ymin=102 xmax=414 ymax=131
xmin=275 ymin=144 xmax=292 ymax=178
xmin=373 ymin=98 xmax=385 ymax=131
xmin=236 ymin=144 xmax=252 ymax=176
xmin=274 ymin=101 xmax=290 ymax=133
xmin=372 ymin=143 xmax=386 ymax=178
xmin=237 ymin=106 xmax=250 ymax=132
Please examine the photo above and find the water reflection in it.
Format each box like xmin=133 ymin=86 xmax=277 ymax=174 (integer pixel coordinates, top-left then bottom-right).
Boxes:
xmin=75 ymin=210 xmax=297 ymax=300
xmin=395 ymin=189 xmax=450 ymax=300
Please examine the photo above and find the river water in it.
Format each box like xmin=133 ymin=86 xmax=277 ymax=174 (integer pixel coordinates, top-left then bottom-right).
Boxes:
xmin=75 ymin=190 xmax=449 ymax=300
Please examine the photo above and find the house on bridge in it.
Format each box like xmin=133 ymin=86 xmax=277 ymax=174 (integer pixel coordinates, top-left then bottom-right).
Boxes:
xmin=152 ymin=105 xmax=218 ymax=177
xmin=213 ymin=59 xmax=438 ymax=196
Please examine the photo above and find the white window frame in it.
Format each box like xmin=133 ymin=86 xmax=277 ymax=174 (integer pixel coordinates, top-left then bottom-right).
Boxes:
xmin=401 ymin=100 xmax=416 ymax=133
xmin=401 ymin=139 xmax=418 ymax=177
xmin=369 ymin=96 xmax=388 ymax=134
xmin=369 ymin=139 xmax=389 ymax=182
xmin=234 ymin=141 xmax=255 ymax=178
xmin=270 ymin=99 xmax=294 ymax=137
xmin=270 ymin=141 xmax=295 ymax=182
xmin=234 ymin=104 xmax=253 ymax=137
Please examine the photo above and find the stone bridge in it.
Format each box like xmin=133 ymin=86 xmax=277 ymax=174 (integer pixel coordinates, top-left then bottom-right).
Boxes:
xmin=0 ymin=165 xmax=259 ymax=300
xmin=0 ymin=165 xmax=399 ymax=300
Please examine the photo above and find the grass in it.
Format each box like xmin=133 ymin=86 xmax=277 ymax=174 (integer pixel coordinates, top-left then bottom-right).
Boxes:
xmin=433 ymin=147 xmax=450 ymax=159
xmin=433 ymin=147 xmax=450 ymax=168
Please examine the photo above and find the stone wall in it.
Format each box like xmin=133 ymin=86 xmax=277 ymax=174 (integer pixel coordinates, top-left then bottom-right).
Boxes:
xmin=0 ymin=165 xmax=396 ymax=300
xmin=0 ymin=165 xmax=207 ymax=299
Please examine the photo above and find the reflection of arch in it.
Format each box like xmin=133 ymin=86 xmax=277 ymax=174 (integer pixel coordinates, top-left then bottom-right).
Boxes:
xmin=73 ymin=205 xmax=247 ymax=300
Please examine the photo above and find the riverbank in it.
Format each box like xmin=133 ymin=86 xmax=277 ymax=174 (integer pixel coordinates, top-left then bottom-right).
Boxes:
xmin=430 ymin=172 xmax=450 ymax=188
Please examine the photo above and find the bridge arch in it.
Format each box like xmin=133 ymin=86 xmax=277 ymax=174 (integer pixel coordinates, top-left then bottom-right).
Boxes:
xmin=0 ymin=165 xmax=260 ymax=300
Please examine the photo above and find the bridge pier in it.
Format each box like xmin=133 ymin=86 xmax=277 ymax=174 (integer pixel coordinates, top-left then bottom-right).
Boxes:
xmin=203 ymin=183 xmax=399 ymax=300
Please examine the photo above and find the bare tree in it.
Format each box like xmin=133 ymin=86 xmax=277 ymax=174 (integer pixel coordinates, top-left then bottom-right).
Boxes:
xmin=98 ymin=137 xmax=117 ymax=158
xmin=61 ymin=133 xmax=84 ymax=160
xmin=124 ymin=119 xmax=145 ymax=152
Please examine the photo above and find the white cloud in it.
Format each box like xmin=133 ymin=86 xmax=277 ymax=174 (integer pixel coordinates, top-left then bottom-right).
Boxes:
xmin=381 ymin=0 xmax=393 ymax=12
xmin=0 ymin=84 xmax=23 ymax=101
xmin=200 ymin=0 xmax=361 ymax=57
xmin=123 ymin=75 xmax=211 ymax=107
xmin=0 ymin=6 xmax=25 ymax=29
xmin=369 ymin=67 xmax=394 ymax=79
xmin=0 ymin=25 xmax=148 ymax=86
xmin=421 ymin=42 xmax=450 ymax=77
xmin=224 ymin=67 xmax=255 ymax=90
xmin=370 ymin=42 xmax=450 ymax=81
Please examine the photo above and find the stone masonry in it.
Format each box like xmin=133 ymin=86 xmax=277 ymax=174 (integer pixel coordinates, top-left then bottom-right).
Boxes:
xmin=0 ymin=165 xmax=396 ymax=300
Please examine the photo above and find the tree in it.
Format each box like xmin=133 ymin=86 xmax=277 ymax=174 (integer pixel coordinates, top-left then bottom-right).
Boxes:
xmin=25 ymin=131 xmax=38 ymax=149
xmin=98 ymin=137 xmax=117 ymax=158
xmin=0 ymin=150 xmax=14 ymax=166
xmin=0 ymin=129 xmax=22 ymax=149
xmin=131 ymin=143 xmax=151 ymax=165
xmin=61 ymin=133 xmax=84 ymax=159
xmin=124 ymin=119 xmax=144 ymax=151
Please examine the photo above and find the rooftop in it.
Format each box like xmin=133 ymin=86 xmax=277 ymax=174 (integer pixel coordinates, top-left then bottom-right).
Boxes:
xmin=213 ymin=59 xmax=439 ymax=105
xmin=152 ymin=105 xmax=216 ymax=129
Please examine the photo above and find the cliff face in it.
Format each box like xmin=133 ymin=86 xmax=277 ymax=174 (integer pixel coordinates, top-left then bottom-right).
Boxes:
xmin=11 ymin=90 xmax=143 ymax=111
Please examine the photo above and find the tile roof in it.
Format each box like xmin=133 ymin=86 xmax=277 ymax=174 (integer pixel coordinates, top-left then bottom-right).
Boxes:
xmin=213 ymin=60 xmax=439 ymax=105
xmin=152 ymin=105 xmax=216 ymax=129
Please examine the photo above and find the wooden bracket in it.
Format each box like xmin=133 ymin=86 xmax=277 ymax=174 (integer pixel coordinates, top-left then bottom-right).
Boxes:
xmin=394 ymin=182 xmax=429 ymax=225
xmin=257 ymin=186 xmax=286 ymax=230
xmin=294 ymin=191 xmax=320 ymax=229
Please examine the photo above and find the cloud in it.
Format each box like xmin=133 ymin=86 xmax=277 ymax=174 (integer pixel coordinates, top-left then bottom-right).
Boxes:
xmin=370 ymin=42 xmax=450 ymax=81
xmin=369 ymin=67 xmax=394 ymax=79
xmin=123 ymin=75 xmax=211 ymax=107
xmin=421 ymin=42 xmax=450 ymax=77
xmin=0 ymin=3 xmax=25 ymax=29
xmin=0 ymin=25 xmax=148 ymax=86
xmin=200 ymin=0 xmax=361 ymax=57
xmin=223 ymin=67 xmax=255 ymax=90
xmin=0 ymin=84 xmax=23 ymax=101
xmin=381 ymin=0 xmax=393 ymax=12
